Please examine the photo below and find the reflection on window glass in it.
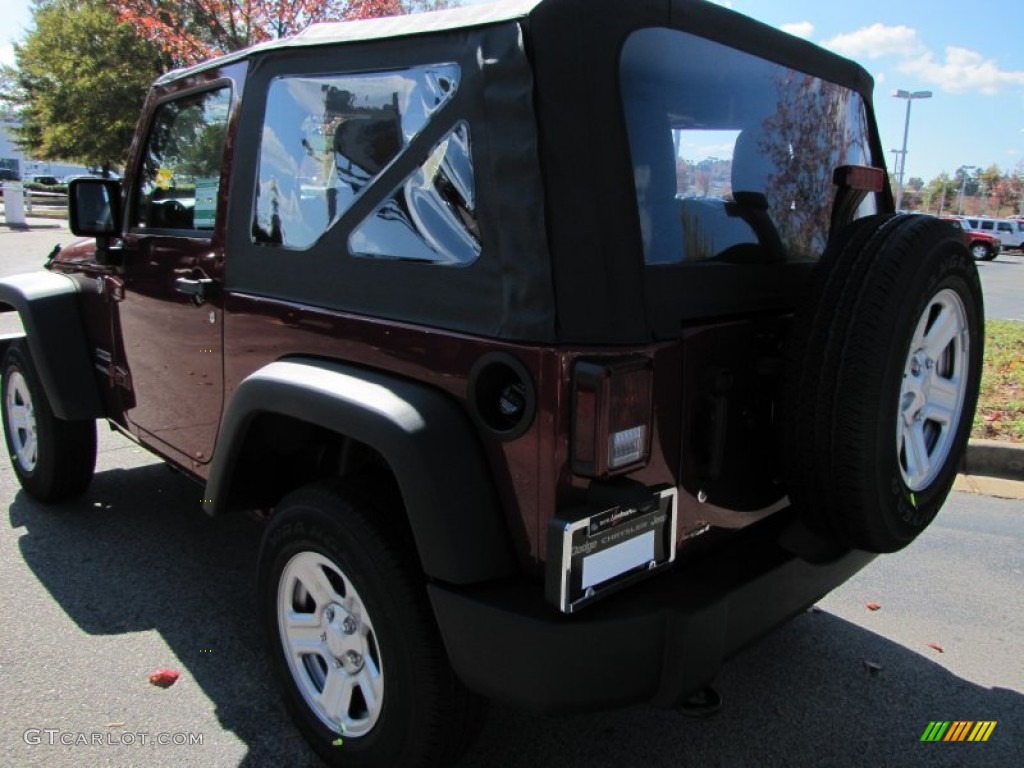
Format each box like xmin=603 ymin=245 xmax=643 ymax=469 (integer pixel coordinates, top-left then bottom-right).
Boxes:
xmin=621 ymin=28 xmax=876 ymax=265
xmin=350 ymin=122 xmax=479 ymax=265
xmin=253 ymin=64 xmax=460 ymax=249
xmin=136 ymin=88 xmax=231 ymax=231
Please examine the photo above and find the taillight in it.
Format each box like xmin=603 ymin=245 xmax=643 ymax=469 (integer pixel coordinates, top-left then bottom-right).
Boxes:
xmin=571 ymin=358 xmax=653 ymax=477
xmin=833 ymin=164 xmax=885 ymax=192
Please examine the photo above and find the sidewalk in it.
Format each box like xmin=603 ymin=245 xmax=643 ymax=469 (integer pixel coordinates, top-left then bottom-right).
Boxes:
xmin=0 ymin=213 xmax=68 ymax=231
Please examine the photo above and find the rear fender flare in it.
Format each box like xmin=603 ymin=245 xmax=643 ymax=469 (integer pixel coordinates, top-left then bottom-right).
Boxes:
xmin=205 ymin=358 xmax=518 ymax=584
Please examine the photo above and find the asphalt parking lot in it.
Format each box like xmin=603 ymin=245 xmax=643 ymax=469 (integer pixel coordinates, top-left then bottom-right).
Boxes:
xmin=973 ymin=247 xmax=1024 ymax=322
xmin=1 ymin=439 xmax=1020 ymax=768
xmin=0 ymin=219 xmax=1021 ymax=767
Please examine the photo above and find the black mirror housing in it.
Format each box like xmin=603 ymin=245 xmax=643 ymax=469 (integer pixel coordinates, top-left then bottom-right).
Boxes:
xmin=68 ymin=178 xmax=122 ymax=237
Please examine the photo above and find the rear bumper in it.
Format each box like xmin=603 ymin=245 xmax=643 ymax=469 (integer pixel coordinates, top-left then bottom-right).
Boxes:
xmin=428 ymin=511 xmax=874 ymax=713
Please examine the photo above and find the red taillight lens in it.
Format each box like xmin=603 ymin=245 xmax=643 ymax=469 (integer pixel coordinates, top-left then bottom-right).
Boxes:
xmin=572 ymin=359 xmax=653 ymax=477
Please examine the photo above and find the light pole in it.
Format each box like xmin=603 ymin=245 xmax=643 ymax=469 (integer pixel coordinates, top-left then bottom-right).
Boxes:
xmin=892 ymin=89 xmax=932 ymax=210
xmin=890 ymin=148 xmax=905 ymax=191
xmin=958 ymin=165 xmax=977 ymax=215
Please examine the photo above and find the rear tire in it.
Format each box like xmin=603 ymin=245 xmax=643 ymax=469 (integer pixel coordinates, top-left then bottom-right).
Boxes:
xmin=1 ymin=340 xmax=96 ymax=501
xmin=969 ymin=242 xmax=995 ymax=261
xmin=257 ymin=480 xmax=482 ymax=768
xmin=783 ymin=215 xmax=983 ymax=552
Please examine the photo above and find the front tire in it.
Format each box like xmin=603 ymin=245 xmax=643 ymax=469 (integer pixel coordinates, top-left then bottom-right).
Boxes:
xmin=1 ymin=340 xmax=96 ymax=501
xmin=783 ymin=215 xmax=983 ymax=552
xmin=257 ymin=480 xmax=480 ymax=768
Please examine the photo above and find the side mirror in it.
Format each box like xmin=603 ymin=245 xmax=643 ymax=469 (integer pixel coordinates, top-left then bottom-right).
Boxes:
xmin=68 ymin=178 xmax=122 ymax=238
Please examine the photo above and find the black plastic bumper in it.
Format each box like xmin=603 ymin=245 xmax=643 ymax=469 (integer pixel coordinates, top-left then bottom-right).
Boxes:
xmin=428 ymin=512 xmax=875 ymax=713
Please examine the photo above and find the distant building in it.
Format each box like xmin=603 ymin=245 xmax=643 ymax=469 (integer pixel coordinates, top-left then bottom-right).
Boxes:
xmin=1 ymin=118 xmax=94 ymax=180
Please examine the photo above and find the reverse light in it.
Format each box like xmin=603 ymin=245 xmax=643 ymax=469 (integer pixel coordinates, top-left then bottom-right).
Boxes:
xmin=572 ymin=359 xmax=654 ymax=477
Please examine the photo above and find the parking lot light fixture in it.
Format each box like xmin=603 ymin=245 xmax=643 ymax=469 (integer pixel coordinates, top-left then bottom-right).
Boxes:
xmin=892 ymin=90 xmax=932 ymax=210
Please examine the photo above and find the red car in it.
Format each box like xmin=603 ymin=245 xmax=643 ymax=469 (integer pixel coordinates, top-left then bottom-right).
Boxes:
xmin=942 ymin=216 xmax=1000 ymax=260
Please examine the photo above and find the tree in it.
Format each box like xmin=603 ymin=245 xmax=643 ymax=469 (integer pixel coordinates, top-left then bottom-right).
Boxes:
xmin=9 ymin=1 xmax=168 ymax=173
xmin=922 ymin=173 xmax=953 ymax=215
xmin=952 ymin=165 xmax=979 ymax=199
xmin=0 ymin=67 xmax=19 ymax=120
xmin=1009 ymin=161 xmax=1024 ymax=217
xmin=111 ymin=0 xmax=457 ymax=67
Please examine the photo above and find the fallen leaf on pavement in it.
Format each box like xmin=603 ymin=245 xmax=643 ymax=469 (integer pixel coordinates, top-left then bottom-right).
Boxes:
xmin=148 ymin=668 xmax=181 ymax=688
xmin=866 ymin=602 xmax=881 ymax=611
xmin=927 ymin=642 xmax=944 ymax=653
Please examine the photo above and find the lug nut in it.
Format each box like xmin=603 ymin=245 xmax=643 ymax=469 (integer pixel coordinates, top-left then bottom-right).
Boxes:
xmin=345 ymin=650 xmax=364 ymax=670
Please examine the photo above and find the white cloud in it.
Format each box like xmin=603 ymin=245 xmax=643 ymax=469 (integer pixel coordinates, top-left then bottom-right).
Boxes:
xmin=0 ymin=43 xmax=13 ymax=68
xmin=899 ymin=47 xmax=1024 ymax=95
xmin=780 ymin=21 xmax=814 ymax=39
xmin=823 ymin=23 xmax=924 ymax=60
xmin=706 ymin=0 xmax=734 ymax=7
xmin=823 ymin=23 xmax=1024 ymax=96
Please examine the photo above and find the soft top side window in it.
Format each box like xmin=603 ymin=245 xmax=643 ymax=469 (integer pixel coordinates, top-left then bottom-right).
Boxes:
xmin=251 ymin=63 xmax=480 ymax=265
xmin=134 ymin=87 xmax=231 ymax=233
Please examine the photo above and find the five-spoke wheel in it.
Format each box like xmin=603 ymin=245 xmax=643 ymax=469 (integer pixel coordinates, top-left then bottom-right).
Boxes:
xmin=1 ymin=340 xmax=96 ymax=501
xmin=258 ymin=481 xmax=480 ymax=767
xmin=897 ymin=289 xmax=970 ymax=492
xmin=277 ymin=550 xmax=384 ymax=738
xmin=5 ymin=369 xmax=38 ymax=473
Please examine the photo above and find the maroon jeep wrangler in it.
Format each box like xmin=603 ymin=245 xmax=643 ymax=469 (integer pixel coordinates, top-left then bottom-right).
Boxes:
xmin=0 ymin=1 xmax=983 ymax=766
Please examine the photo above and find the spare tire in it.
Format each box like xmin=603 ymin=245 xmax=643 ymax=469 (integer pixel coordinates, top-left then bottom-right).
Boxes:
xmin=783 ymin=214 xmax=983 ymax=552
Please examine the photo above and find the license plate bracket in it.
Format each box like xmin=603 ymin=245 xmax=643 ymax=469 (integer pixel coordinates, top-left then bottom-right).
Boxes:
xmin=546 ymin=487 xmax=677 ymax=613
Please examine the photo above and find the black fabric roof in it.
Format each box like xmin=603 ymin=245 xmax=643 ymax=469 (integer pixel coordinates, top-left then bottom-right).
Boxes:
xmin=155 ymin=0 xmax=882 ymax=344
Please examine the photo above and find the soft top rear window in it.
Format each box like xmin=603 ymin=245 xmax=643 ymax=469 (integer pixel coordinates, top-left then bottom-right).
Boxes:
xmin=621 ymin=27 xmax=876 ymax=266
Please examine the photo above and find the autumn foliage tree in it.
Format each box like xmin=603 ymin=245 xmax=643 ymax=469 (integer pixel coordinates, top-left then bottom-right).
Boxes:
xmin=111 ymin=0 xmax=455 ymax=66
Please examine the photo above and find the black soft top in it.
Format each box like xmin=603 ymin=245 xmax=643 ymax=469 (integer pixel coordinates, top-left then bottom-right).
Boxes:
xmin=163 ymin=0 xmax=881 ymax=344
xmin=163 ymin=0 xmax=871 ymax=96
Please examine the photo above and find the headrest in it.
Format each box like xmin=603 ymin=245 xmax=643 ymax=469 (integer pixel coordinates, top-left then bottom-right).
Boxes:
xmin=731 ymin=130 xmax=775 ymax=196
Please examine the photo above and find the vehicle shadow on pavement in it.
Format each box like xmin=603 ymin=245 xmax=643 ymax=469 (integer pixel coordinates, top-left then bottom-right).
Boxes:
xmin=9 ymin=463 xmax=1022 ymax=768
xmin=458 ymin=614 xmax=1022 ymax=768
xmin=8 ymin=462 xmax=321 ymax=767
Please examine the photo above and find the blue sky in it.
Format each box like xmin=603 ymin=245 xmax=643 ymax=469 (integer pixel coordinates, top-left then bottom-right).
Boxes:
xmin=4 ymin=0 xmax=1022 ymax=182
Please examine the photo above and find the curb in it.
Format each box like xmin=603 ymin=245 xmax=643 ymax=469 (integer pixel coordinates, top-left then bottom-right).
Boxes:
xmin=1 ymin=219 xmax=66 ymax=231
xmin=957 ymin=439 xmax=1024 ymax=500
xmin=963 ymin=438 xmax=1024 ymax=481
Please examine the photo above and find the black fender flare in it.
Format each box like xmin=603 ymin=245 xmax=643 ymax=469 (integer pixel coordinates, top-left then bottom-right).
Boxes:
xmin=0 ymin=272 xmax=104 ymax=420
xmin=204 ymin=358 xmax=518 ymax=584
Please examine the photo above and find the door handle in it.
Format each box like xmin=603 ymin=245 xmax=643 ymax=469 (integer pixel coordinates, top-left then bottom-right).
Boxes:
xmin=174 ymin=277 xmax=215 ymax=305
